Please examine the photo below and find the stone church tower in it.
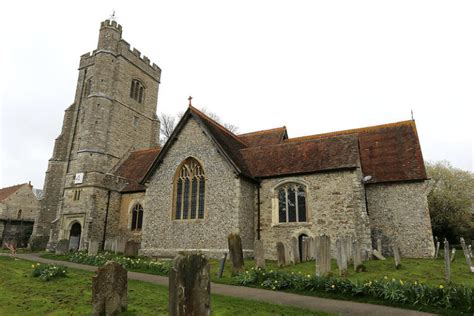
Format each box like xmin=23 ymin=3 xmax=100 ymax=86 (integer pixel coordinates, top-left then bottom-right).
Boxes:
xmin=31 ymin=19 xmax=161 ymax=250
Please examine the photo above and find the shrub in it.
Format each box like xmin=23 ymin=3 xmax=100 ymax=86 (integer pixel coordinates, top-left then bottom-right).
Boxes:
xmin=31 ymin=263 xmax=68 ymax=281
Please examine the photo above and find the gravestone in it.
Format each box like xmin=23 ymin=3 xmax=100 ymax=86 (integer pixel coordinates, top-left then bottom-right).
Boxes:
xmin=88 ymin=241 xmax=99 ymax=256
xmin=450 ymin=248 xmax=456 ymax=263
xmin=287 ymin=245 xmax=294 ymax=265
xmin=468 ymin=245 xmax=472 ymax=260
xmin=254 ymin=240 xmax=266 ymax=268
xmin=228 ymin=233 xmax=244 ymax=275
xmin=116 ymin=236 xmax=127 ymax=254
xmin=376 ymin=238 xmax=382 ymax=255
xmin=301 ymin=237 xmax=310 ymax=262
xmin=56 ymin=239 xmax=69 ymax=255
xmin=124 ymin=241 xmax=140 ymax=257
xmin=92 ymin=261 xmax=127 ymax=316
xmin=291 ymin=237 xmax=300 ymax=264
xmin=336 ymin=238 xmax=348 ymax=276
xmin=276 ymin=242 xmax=286 ymax=267
xmin=372 ymin=249 xmax=386 ymax=260
xmin=342 ymin=236 xmax=352 ymax=266
xmin=314 ymin=236 xmax=320 ymax=266
xmin=308 ymin=237 xmax=316 ymax=260
xmin=360 ymin=249 xmax=370 ymax=261
xmin=216 ymin=253 xmax=227 ymax=278
xmin=352 ymin=240 xmax=362 ymax=271
xmin=169 ymin=253 xmax=210 ymax=316
xmin=460 ymin=237 xmax=473 ymax=273
xmin=316 ymin=235 xmax=331 ymax=277
xmin=444 ymin=239 xmax=451 ymax=283
xmin=434 ymin=237 xmax=440 ymax=259
xmin=392 ymin=243 xmax=401 ymax=269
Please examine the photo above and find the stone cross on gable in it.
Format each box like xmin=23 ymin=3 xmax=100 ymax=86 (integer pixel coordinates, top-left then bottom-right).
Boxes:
xmin=188 ymin=96 xmax=193 ymax=106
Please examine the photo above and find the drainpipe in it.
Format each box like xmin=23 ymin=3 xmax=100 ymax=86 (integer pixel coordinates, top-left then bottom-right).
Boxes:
xmin=101 ymin=190 xmax=111 ymax=251
xmin=257 ymin=181 xmax=261 ymax=240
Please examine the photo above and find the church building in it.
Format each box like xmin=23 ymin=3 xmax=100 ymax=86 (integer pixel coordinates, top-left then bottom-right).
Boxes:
xmin=32 ymin=19 xmax=435 ymax=259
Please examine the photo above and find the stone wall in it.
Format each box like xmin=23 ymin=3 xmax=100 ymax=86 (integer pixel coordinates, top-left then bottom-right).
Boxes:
xmin=258 ymin=169 xmax=372 ymax=260
xmin=366 ymin=181 xmax=434 ymax=258
xmin=0 ymin=184 xmax=40 ymax=221
xmin=141 ymin=118 xmax=255 ymax=258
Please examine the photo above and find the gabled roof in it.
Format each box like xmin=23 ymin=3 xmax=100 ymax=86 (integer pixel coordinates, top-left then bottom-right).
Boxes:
xmin=0 ymin=183 xmax=31 ymax=202
xmin=238 ymin=127 xmax=288 ymax=147
xmin=115 ymin=147 xmax=161 ymax=192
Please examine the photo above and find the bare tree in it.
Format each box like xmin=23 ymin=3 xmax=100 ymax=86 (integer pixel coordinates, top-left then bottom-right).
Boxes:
xmin=158 ymin=113 xmax=176 ymax=145
xmin=200 ymin=108 xmax=239 ymax=134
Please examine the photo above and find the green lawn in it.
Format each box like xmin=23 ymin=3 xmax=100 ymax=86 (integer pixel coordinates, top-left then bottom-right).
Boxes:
xmin=0 ymin=256 xmax=332 ymax=315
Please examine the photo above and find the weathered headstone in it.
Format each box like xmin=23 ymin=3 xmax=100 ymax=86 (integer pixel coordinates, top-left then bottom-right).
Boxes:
xmin=276 ymin=242 xmax=286 ymax=267
xmin=360 ymin=249 xmax=370 ymax=261
xmin=434 ymin=237 xmax=440 ymax=259
xmin=124 ymin=241 xmax=140 ymax=257
xmin=291 ymin=236 xmax=300 ymax=264
xmin=169 ymin=253 xmax=210 ymax=316
xmin=450 ymin=248 xmax=456 ymax=263
xmin=56 ymin=239 xmax=69 ymax=255
xmin=316 ymin=235 xmax=331 ymax=277
xmin=308 ymin=237 xmax=316 ymax=260
xmin=392 ymin=243 xmax=401 ymax=269
xmin=314 ymin=236 xmax=320 ymax=266
xmin=460 ymin=237 xmax=473 ymax=272
xmin=376 ymin=238 xmax=382 ymax=255
xmin=336 ymin=238 xmax=348 ymax=276
xmin=444 ymin=239 xmax=451 ymax=283
xmin=216 ymin=253 xmax=227 ymax=278
xmin=301 ymin=237 xmax=310 ymax=262
xmin=342 ymin=236 xmax=352 ymax=266
xmin=92 ymin=261 xmax=128 ymax=316
xmin=287 ymin=245 xmax=295 ymax=265
xmin=372 ymin=249 xmax=386 ymax=260
xmin=228 ymin=233 xmax=244 ymax=275
xmin=352 ymin=240 xmax=362 ymax=271
xmin=116 ymin=236 xmax=127 ymax=254
xmin=254 ymin=240 xmax=266 ymax=269
xmin=88 ymin=240 xmax=99 ymax=256
xmin=468 ymin=245 xmax=472 ymax=260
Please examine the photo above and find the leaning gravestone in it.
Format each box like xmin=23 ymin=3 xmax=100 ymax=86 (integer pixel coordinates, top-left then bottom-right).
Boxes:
xmin=56 ymin=239 xmax=69 ymax=255
xmin=460 ymin=237 xmax=473 ymax=273
xmin=450 ymin=248 xmax=456 ymax=263
xmin=88 ymin=241 xmax=99 ymax=256
xmin=169 ymin=253 xmax=210 ymax=316
xmin=336 ymin=238 xmax=348 ymax=276
xmin=124 ymin=241 xmax=140 ymax=257
xmin=92 ymin=261 xmax=127 ymax=316
xmin=216 ymin=253 xmax=227 ymax=278
xmin=444 ymin=239 xmax=451 ymax=283
xmin=352 ymin=239 xmax=362 ymax=271
xmin=434 ymin=237 xmax=440 ymax=259
xmin=372 ymin=249 xmax=386 ymax=260
xmin=392 ymin=243 xmax=401 ymax=269
xmin=377 ymin=238 xmax=382 ymax=254
xmin=254 ymin=240 xmax=266 ymax=268
xmin=276 ymin=242 xmax=286 ymax=267
xmin=291 ymin=236 xmax=300 ymax=264
xmin=228 ymin=233 xmax=244 ymax=275
xmin=316 ymin=235 xmax=331 ymax=277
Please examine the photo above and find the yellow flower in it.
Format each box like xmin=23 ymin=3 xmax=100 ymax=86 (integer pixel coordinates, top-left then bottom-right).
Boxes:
xmin=306 ymin=274 xmax=311 ymax=278
xmin=331 ymin=284 xmax=335 ymax=289
xmin=439 ymin=285 xmax=444 ymax=289
xmin=384 ymin=276 xmax=388 ymax=280
xmin=400 ymin=280 xmax=404 ymax=285
xmin=36 ymin=263 xmax=40 ymax=266
xmin=31 ymin=264 xmax=35 ymax=268
xmin=414 ymin=281 xmax=418 ymax=285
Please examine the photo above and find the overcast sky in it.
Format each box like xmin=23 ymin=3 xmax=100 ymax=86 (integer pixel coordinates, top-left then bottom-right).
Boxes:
xmin=1 ymin=0 xmax=473 ymax=189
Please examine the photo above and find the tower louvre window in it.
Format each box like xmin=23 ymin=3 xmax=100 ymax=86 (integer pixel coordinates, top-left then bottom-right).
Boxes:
xmin=130 ymin=79 xmax=145 ymax=103
xmin=174 ymin=158 xmax=206 ymax=220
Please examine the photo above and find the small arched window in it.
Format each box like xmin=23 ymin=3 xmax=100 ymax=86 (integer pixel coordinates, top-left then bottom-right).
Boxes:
xmin=277 ymin=183 xmax=307 ymax=223
xmin=131 ymin=203 xmax=144 ymax=230
xmin=84 ymin=78 xmax=92 ymax=96
xmin=130 ymin=79 xmax=145 ymax=103
xmin=17 ymin=209 xmax=22 ymax=219
xmin=174 ymin=158 xmax=205 ymax=220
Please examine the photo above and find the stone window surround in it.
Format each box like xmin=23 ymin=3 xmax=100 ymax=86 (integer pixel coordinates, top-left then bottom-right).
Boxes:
xmin=171 ymin=156 xmax=207 ymax=221
xmin=59 ymin=214 xmax=85 ymax=242
xmin=270 ymin=179 xmax=312 ymax=227
xmin=130 ymin=78 xmax=146 ymax=103
xmin=127 ymin=198 xmax=144 ymax=231
xmin=130 ymin=203 xmax=144 ymax=231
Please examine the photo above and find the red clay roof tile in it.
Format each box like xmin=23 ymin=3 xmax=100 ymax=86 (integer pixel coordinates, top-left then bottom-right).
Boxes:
xmin=0 ymin=183 xmax=30 ymax=202
xmin=115 ymin=147 xmax=161 ymax=192
xmin=238 ymin=127 xmax=287 ymax=147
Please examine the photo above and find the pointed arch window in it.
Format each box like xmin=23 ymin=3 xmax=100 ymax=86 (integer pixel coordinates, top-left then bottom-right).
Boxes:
xmin=131 ymin=203 xmax=144 ymax=230
xmin=174 ymin=158 xmax=205 ymax=220
xmin=277 ymin=183 xmax=307 ymax=223
xmin=130 ymin=79 xmax=145 ymax=103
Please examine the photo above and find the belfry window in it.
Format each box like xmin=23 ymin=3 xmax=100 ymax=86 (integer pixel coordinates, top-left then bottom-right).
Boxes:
xmin=130 ymin=79 xmax=144 ymax=103
xmin=277 ymin=183 xmax=307 ymax=223
xmin=131 ymin=203 xmax=144 ymax=230
xmin=174 ymin=158 xmax=205 ymax=220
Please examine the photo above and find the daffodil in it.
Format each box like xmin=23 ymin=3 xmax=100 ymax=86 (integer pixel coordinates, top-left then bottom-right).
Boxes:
xmin=439 ymin=285 xmax=444 ymax=289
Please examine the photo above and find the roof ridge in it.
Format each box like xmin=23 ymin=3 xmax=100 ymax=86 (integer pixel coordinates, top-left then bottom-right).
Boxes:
xmin=286 ymin=120 xmax=415 ymax=143
xmin=0 ymin=183 xmax=28 ymax=191
xmin=189 ymin=105 xmax=248 ymax=147
xmin=238 ymin=126 xmax=286 ymax=137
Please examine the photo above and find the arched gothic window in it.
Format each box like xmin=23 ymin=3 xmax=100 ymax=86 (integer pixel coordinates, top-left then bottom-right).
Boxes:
xmin=131 ymin=203 xmax=144 ymax=230
xmin=130 ymin=79 xmax=145 ymax=103
xmin=277 ymin=183 xmax=307 ymax=223
xmin=174 ymin=158 xmax=205 ymax=220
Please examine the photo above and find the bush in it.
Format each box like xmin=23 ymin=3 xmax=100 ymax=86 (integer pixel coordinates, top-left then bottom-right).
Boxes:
xmin=233 ymin=268 xmax=473 ymax=313
xmin=31 ymin=263 xmax=68 ymax=281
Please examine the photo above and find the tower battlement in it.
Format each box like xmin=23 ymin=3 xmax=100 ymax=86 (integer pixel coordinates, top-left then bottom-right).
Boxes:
xmin=100 ymin=19 xmax=122 ymax=32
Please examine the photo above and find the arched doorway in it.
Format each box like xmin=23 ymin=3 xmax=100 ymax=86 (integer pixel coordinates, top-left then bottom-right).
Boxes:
xmin=68 ymin=222 xmax=82 ymax=251
xmin=298 ymin=234 xmax=309 ymax=262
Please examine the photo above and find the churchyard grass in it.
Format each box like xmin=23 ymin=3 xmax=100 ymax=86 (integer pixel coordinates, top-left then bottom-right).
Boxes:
xmin=0 ymin=256 xmax=332 ymax=315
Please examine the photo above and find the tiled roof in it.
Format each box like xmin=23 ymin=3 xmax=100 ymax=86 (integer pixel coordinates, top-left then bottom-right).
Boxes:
xmin=241 ymin=135 xmax=359 ymax=178
xmin=0 ymin=183 xmax=30 ymax=202
xmin=286 ymin=120 xmax=427 ymax=183
xmin=115 ymin=147 xmax=161 ymax=192
xmin=238 ymin=127 xmax=288 ymax=147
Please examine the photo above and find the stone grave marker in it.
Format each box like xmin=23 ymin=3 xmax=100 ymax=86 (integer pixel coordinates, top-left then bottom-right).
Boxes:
xmin=116 ymin=236 xmax=127 ymax=254
xmin=124 ymin=241 xmax=140 ymax=257
xmin=372 ymin=249 xmax=386 ymax=260
xmin=216 ymin=253 xmax=227 ymax=278
xmin=336 ymin=238 xmax=348 ymax=276
xmin=276 ymin=242 xmax=286 ymax=267
xmin=360 ymin=249 xmax=370 ymax=261
xmin=434 ymin=237 xmax=440 ymax=259
xmin=352 ymin=239 xmax=362 ymax=271
xmin=291 ymin=236 xmax=300 ymax=264
xmin=450 ymin=248 xmax=456 ymax=263
xmin=228 ymin=233 xmax=244 ymax=275
xmin=92 ymin=261 xmax=127 ymax=316
xmin=254 ymin=240 xmax=266 ymax=268
xmin=55 ymin=239 xmax=69 ymax=255
xmin=376 ymin=238 xmax=382 ymax=255
xmin=468 ymin=245 xmax=472 ymax=260
xmin=88 ymin=240 xmax=99 ymax=256
xmin=392 ymin=243 xmax=401 ymax=269
xmin=342 ymin=236 xmax=352 ymax=266
xmin=314 ymin=236 xmax=320 ymax=266
xmin=308 ymin=237 xmax=316 ymax=260
xmin=460 ymin=237 xmax=473 ymax=273
xmin=444 ymin=239 xmax=451 ymax=283
xmin=169 ymin=253 xmax=210 ymax=316
xmin=316 ymin=235 xmax=331 ymax=277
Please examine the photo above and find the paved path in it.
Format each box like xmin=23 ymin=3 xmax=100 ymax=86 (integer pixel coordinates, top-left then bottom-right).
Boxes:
xmin=6 ymin=253 xmax=436 ymax=316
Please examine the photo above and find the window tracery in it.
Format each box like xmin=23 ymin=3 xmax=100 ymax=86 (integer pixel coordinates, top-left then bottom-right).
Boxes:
xmin=174 ymin=158 xmax=205 ymax=220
